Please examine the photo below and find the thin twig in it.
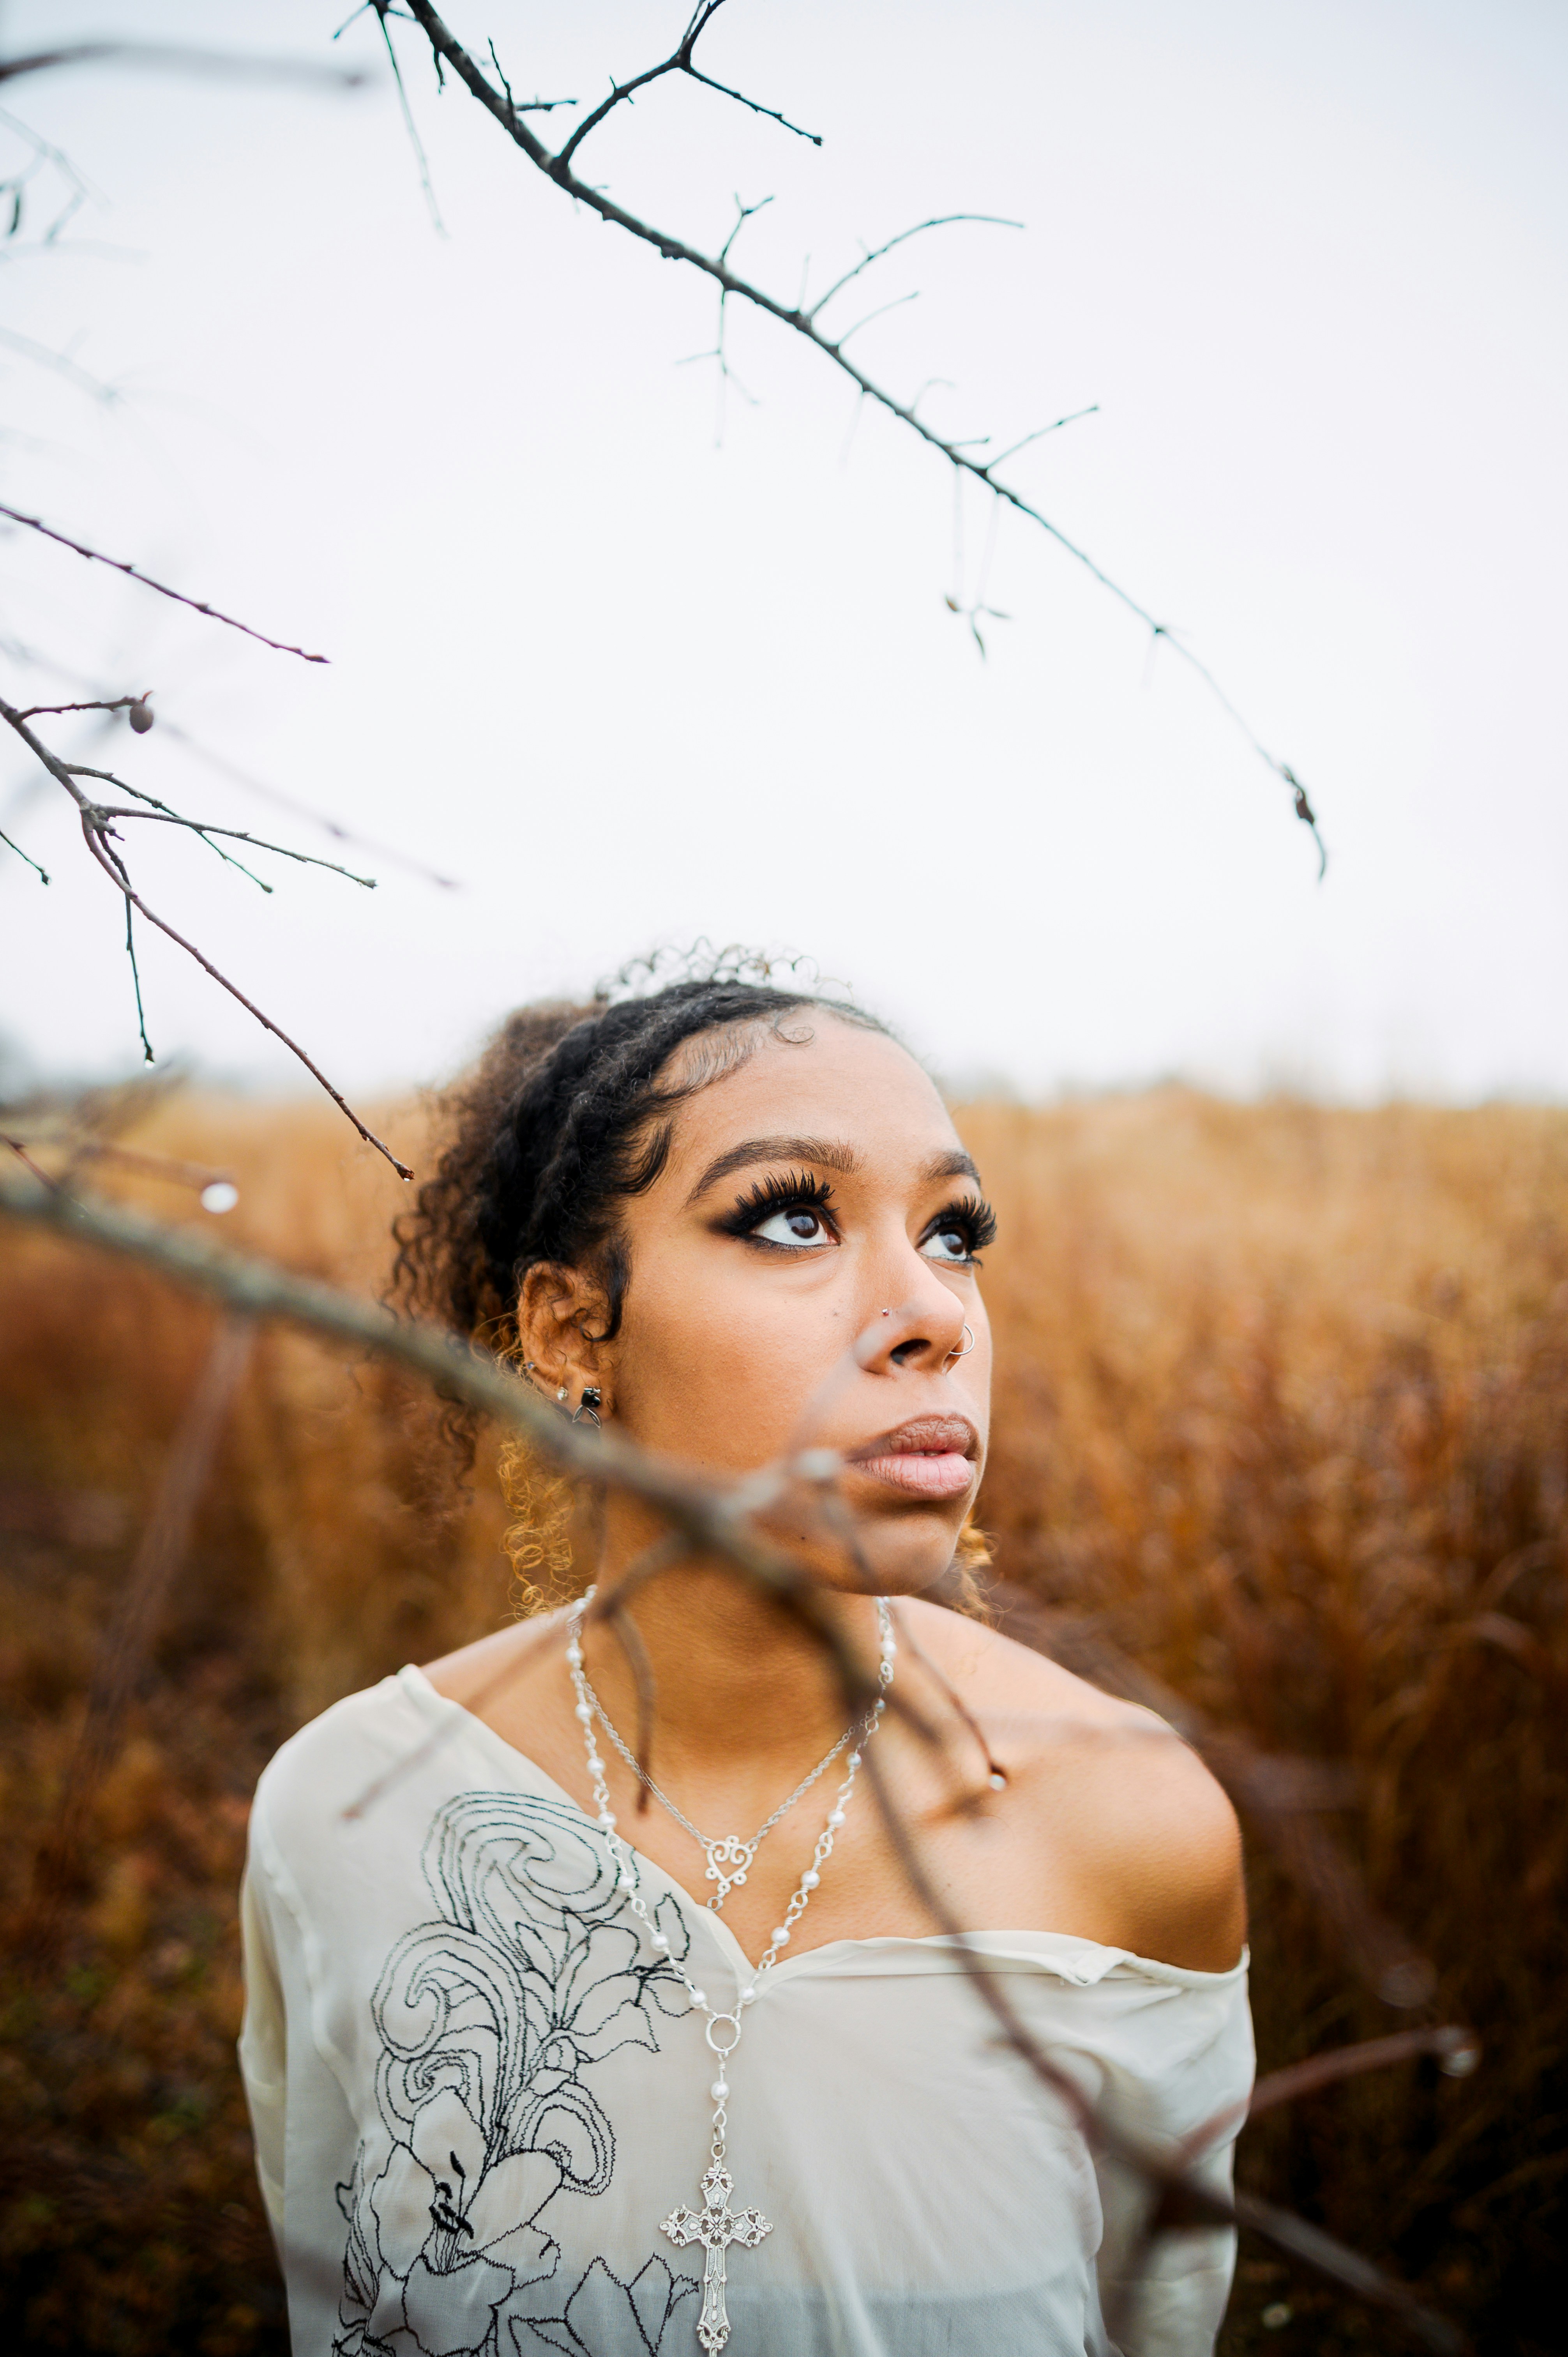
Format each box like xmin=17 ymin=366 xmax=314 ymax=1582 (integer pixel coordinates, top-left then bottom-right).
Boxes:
xmin=70 ymin=792 xmax=378 ymax=889
xmin=399 ymin=0 xmax=1324 ymax=860
xmin=0 ymin=823 xmax=48 ymax=880
xmin=805 ymin=215 xmax=1022 ymax=323
xmin=0 ymin=44 xmax=368 ymax=93
xmin=370 ymin=2 xmax=445 ymax=233
xmin=0 ymin=324 xmax=120 ymax=402
xmin=1249 ymin=2027 xmax=1481 ymax=2121
xmin=0 ymin=502 xmax=328 ymax=662
xmin=76 ymin=815 xmax=411 ymax=1171
xmin=0 ymin=696 xmax=411 ymax=1178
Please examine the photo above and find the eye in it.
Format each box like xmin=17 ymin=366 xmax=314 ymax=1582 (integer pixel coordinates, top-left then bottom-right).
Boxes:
xmin=715 ymin=1169 xmax=840 ymax=1251
xmin=753 ymin=1205 xmax=834 ymax=1249
xmin=917 ymin=1194 xmax=997 ymax=1266
xmin=920 ymin=1224 xmax=974 ymax=1265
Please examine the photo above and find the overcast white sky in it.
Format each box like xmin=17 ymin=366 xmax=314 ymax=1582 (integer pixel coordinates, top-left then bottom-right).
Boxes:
xmin=1 ymin=0 xmax=1564 ymax=1106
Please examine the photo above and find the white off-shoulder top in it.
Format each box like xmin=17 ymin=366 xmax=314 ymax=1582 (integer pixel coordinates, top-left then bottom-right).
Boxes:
xmin=240 ymin=1667 xmax=1252 ymax=2357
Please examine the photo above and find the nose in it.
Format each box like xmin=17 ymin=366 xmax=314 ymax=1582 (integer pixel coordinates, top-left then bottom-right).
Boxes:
xmin=853 ymin=1271 xmax=970 ymax=1378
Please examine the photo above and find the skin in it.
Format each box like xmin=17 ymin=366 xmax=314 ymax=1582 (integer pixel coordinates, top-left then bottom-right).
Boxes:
xmin=426 ymin=1014 xmax=1245 ymax=1973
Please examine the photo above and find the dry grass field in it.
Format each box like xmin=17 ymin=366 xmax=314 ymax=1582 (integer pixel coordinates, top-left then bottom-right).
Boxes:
xmin=2 ymin=1086 xmax=1564 ymax=2353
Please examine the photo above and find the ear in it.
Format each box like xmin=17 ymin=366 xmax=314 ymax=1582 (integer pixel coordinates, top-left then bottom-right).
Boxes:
xmin=517 ymin=1262 xmax=615 ymax=1410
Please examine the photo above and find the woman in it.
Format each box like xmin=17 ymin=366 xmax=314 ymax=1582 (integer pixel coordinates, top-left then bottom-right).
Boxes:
xmin=240 ymin=966 xmax=1250 ymax=2357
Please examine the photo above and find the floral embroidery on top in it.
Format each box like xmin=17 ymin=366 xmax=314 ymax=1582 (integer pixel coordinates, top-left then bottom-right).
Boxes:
xmin=334 ymin=1789 xmax=698 ymax=2357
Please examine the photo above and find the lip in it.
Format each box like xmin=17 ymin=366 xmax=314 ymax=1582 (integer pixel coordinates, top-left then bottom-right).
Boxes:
xmin=846 ymin=1414 xmax=978 ymax=1503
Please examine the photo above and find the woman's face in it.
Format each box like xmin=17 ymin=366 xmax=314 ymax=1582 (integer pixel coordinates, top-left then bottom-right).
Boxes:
xmin=539 ymin=1014 xmax=994 ymax=1595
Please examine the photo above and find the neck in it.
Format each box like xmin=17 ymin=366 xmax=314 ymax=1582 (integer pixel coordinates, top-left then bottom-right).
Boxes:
xmin=579 ymin=1521 xmax=884 ymax=1785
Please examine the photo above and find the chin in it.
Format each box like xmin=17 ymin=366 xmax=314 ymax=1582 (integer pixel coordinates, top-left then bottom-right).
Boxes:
xmin=817 ymin=1508 xmax=969 ymax=1599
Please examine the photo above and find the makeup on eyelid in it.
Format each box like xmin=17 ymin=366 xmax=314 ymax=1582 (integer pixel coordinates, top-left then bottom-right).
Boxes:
xmin=712 ymin=1170 xmax=998 ymax=1261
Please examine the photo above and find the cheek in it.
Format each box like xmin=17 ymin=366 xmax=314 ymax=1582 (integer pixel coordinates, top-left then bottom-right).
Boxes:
xmin=614 ymin=1249 xmax=845 ymax=1469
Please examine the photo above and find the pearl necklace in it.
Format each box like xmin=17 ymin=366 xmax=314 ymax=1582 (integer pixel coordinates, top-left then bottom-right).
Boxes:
xmin=565 ymin=1589 xmax=896 ymax=2355
xmin=574 ymin=1631 xmax=868 ymax=1910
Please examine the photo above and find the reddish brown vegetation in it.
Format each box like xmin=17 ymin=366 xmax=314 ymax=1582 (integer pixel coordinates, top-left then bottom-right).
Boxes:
xmin=2 ymin=1089 xmax=1564 ymax=2352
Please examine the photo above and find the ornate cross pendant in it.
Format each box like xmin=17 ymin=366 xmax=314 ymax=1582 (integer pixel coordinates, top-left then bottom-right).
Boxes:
xmin=702 ymin=1833 xmax=759 ymax=1907
xmin=661 ymin=2161 xmax=772 ymax=2353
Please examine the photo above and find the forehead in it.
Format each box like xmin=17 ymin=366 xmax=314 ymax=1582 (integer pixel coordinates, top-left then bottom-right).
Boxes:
xmin=659 ymin=1015 xmax=961 ymax=1182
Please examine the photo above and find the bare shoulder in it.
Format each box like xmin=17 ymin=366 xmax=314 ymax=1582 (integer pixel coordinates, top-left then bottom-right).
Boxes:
xmin=900 ymin=1598 xmax=1246 ymax=1972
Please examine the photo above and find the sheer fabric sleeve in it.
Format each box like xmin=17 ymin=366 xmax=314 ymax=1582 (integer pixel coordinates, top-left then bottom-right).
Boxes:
xmin=238 ymin=1854 xmax=288 ymax=2248
xmin=1089 ymin=1960 xmax=1254 ymax=2357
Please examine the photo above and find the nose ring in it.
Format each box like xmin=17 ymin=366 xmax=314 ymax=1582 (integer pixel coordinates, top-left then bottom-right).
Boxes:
xmin=945 ymin=1324 xmax=975 ymax=1366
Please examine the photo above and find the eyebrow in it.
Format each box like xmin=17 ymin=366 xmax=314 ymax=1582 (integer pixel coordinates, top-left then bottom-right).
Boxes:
xmin=922 ymin=1148 xmax=983 ymax=1187
xmin=684 ymin=1135 xmax=863 ymax=1206
xmin=684 ymin=1136 xmax=982 ymax=1207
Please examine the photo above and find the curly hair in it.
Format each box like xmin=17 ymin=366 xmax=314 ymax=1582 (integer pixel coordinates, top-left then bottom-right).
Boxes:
xmin=390 ymin=951 xmax=988 ymax=1604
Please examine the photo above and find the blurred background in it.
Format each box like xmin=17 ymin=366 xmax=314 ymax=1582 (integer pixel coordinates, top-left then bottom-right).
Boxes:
xmin=2 ymin=3 xmax=1565 ymax=2352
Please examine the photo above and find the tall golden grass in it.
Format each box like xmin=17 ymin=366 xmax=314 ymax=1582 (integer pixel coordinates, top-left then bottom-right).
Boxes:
xmin=2 ymin=1088 xmax=1563 ymax=2352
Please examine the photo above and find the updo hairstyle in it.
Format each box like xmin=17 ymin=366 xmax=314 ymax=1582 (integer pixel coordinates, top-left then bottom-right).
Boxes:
xmin=392 ymin=952 xmax=987 ymax=1608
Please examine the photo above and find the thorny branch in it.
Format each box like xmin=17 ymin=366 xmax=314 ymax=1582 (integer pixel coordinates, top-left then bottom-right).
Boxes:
xmin=395 ymin=0 xmax=1327 ymax=871
xmin=0 ymin=1162 xmax=1469 ymax=2352
xmin=0 ymin=503 xmax=330 ymax=663
xmin=0 ymin=694 xmax=412 ymax=1178
xmin=0 ymin=39 xmax=408 ymax=1154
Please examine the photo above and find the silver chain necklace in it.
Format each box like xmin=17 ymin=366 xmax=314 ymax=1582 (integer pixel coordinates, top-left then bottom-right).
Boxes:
xmin=566 ymin=1588 xmax=896 ymax=2356
xmin=574 ymin=1629 xmax=871 ymax=1910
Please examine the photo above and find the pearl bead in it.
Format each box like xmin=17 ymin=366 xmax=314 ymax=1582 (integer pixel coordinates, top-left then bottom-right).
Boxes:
xmin=650 ymin=1931 xmax=669 ymax=1951
xmin=690 ymin=1989 xmax=708 ymax=2008
xmin=710 ymin=2079 xmax=728 ymax=2102
xmin=574 ymin=1701 xmax=593 ymax=1722
xmin=848 ymin=1751 xmax=861 ymax=1768
xmin=740 ymin=1986 xmax=757 ymax=2006
xmin=771 ymin=1927 xmax=790 ymax=1945
xmin=566 ymin=1644 xmax=583 ymax=1666
xmin=827 ymin=1809 xmax=845 ymax=1828
xmin=989 ymin=1771 xmax=1007 ymax=1791
xmin=586 ymin=1753 xmax=604 ymax=1774
xmin=800 ymin=1870 xmax=819 ymax=1890
xmin=616 ymin=1873 xmax=635 ymax=1892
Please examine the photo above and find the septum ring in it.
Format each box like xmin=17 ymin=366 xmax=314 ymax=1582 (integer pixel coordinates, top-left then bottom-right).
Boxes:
xmin=945 ymin=1323 xmax=975 ymax=1366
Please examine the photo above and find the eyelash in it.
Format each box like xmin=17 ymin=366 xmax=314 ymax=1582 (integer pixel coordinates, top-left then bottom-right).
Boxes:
xmin=715 ymin=1173 xmax=998 ymax=1262
xmin=716 ymin=1170 xmax=837 ymax=1242
xmin=932 ymin=1195 xmax=998 ymax=1262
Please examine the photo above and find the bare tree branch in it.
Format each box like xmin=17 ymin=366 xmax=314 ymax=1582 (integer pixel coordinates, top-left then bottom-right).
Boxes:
xmin=397 ymin=0 xmax=1325 ymax=863
xmin=0 ymin=695 xmax=412 ymax=1178
xmin=0 ymin=324 xmax=120 ymax=401
xmin=0 ymin=44 xmax=368 ymax=94
xmin=1249 ymin=2027 xmax=1481 ymax=2122
xmin=0 ymin=503 xmax=330 ymax=663
xmin=4 ymin=655 xmax=461 ymax=887
xmin=0 ymin=821 xmax=47 ymax=880
xmin=67 ymin=788 xmax=378 ymax=891
xmin=551 ymin=1 xmax=818 ymax=177
xmin=805 ymin=215 xmax=1022 ymax=323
